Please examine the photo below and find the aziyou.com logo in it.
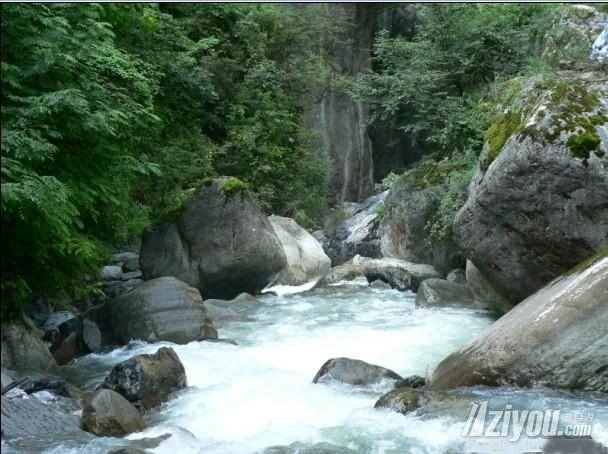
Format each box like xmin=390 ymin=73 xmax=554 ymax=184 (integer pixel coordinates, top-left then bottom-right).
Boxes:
xmin=461 ymin=401 xmax=605 ymax=454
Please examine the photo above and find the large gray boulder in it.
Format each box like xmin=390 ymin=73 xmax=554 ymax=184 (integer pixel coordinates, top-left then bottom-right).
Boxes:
xmin=105 ymin=277 xmax=217 ymax=345
xmin=465 ymin=260 xmax=512 ymax=314
xmin=140 ymin=178 xmax=287 ymax=299
xmin=454 ymin=74 xmax=608 ymax=305
xmin=103 ymin=347 xmax=186 ymax=410
xmin=313 ymin=357 xmax=402 ymax=387
xmin=268 ymin=216 xmax=331 ymax=285
xmin=1 ymin=322 xmax=61 ymax=376
xmin=379 ymin=174 xmax=464 ymax=274
xmin=352 ymin=255 xmax=440 ymax=291
xmin=1 ymin=395 xmax=83 ymax=439
xmin=430 ymin=253 xmax=608 ymax=392
xmin=415 ymin=278 xmax=477 ymax=308
xmin=82 ymin=389 xmax=145 ymax=437
xmin=324 ymin=191 xmax=388 ymax=264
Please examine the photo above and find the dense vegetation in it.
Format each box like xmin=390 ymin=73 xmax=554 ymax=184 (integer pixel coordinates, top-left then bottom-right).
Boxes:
xmin=0 ymin=3 xmax=592 ymax=316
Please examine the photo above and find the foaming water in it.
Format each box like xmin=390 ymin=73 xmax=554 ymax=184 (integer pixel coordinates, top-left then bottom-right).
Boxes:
xmin=38 ymin=284 xmax=608 ymax=453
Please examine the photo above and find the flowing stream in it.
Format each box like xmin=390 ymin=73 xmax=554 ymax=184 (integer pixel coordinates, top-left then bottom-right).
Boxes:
xmin=21 ymin=281 xmax=608 ymax=453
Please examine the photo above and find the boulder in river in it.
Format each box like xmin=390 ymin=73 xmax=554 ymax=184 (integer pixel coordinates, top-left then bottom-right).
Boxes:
xmin=430 ymin=252 xmax=608 ymax=392
xmin=313 ymin=357 xmax=402 ymax=387
xmin=318 ymin=263 xmax=367 ymax=286
xmin=82 ymin=389 xmax=145 ymax=436
xmin=0 ymin=395 xmax=84 ymax=439
xmin=203 ymin=292 xmax=263 ymax=328
xmin=140 ymin=178 xmax=287 ymax=299
xmin=374 ymin=387 xmax=422 ymax=415
xmin=453 ymin=74 xmax=608 ymax=305
xmin=102 ymin=347 xmax=187 ymax=410
xmin=105 ymin=276 xmax=217 ymax=345
xmin=465 ymin=259 xmax=512 ymax=314
xmin=352 ymin=255 xmax=440 ymax=291
xmin=1 ymin=322 xmax=61 ymax=376
xmin=268 ymin=215 xmax=331 ymax=285
xmin=415 ymin=278 xmax=477 ymax=308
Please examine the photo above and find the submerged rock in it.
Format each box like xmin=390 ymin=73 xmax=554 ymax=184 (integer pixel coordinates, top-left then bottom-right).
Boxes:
xmin=82 ymin=389 xmax=145 ymax=437
xmin=430 ymin=253 xmax=608 ymax=392
xmin=105 ymin=276 xmax=217 ymax=345
xmin=102 ymin=347 xmax=187 ymax=410
xmin=140 ymin=178 xmax=286 ymax=299
xmin=268 ymin=215 xmax=331 ymax=286
xmin=394 ymin=375 xmax=426 ymax=389
xmin=374 ymin=387 xmax=422 ymax=415
xmin=313 ymin=357 xmax=402 ymax=387
xmin=415 ymin=278 xmax=477 ymax=308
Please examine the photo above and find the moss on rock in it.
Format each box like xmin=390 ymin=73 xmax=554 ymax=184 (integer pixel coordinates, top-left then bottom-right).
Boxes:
xmin=482 ymin=112 xmax=524 ymax=170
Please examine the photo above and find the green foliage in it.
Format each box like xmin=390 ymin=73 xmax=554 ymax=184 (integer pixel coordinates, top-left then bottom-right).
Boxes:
xmin=222 ymin=177 xmax=249 ymax=195
xmin=566 ymin=132 xmax=602 ymax=160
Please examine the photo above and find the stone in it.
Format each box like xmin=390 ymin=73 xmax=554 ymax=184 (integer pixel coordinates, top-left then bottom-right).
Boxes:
xmin=140 ymin=178 xmax=287 ymax=299
xmin=394 ymin=375 xmax=426 ymax=389
xmin=121 ymin=270 xmax=143 ymax=281
xmin=1 ymin=395 xmax=83 ymax=438
xmin=453 ymin=75 xmax=608 ymax=305
xmin=370 ymin=279 xmax=391 ymax=290
xmin=430 ymin=253 xmax=608 ymax=392
xmin=379 ymin=176 xmax=464 ymax=274
xmin=446 ymin=269 xmax=466 ymax=284
xmin=374 ymin=387 xmax=422 ymax=415
xmin=122 ymin=257 xmax=140 ymax=273
xmin=105 ymin=277 xmax=217 ymax=345
xmin=264 ymin=442 xmax=357 ymax=454
xmin=111 ymin=252 xmax=139 ymax=264
xmin=102 ymin=347 xmax=187 ymax=410
xmin=42 ymin=311 xmax=83 ymax=365
xmin=82 ymin=389 xmax=145 ymax=437
xmin=82 ymin=319 xmax=102 ymax=353
xmin=313 ymin=357 xmax=402 ymax=387
xmin=268 ymin=215 xmax=331 ymax=285
xmin=1 ymin=322 xmax=61 ymax=376
xmin=591 ymin=24 xmax=608 ymax=61
xmin=352 ymin=255 xmax=440 ymax=291
xmin=415 ymin=278 xmax=477 ymax=308
xmin=101 ymin=265 xmax=123 ymax=281
xmin=203 ymin=293 xmax=263 ymax=328
xmin=465 ymin=260 xmax=512 ymax=314
xmin=318 ymin=263 xmax=367 ymax=286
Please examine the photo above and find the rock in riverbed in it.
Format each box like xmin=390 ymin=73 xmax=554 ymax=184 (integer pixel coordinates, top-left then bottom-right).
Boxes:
xmin=82 ymin=389 xmax=145 ymax=436
xmin=313 ymin=357 xmax=402 ymax=387
xmin=105 ymin=277 xmax=217 ymax=345
xmin=102 ymin=347 xmax=187 ymax=410
xmin=415 ymin=278 xmax=477 ymax=308
xmin=430 ymin=251 xmax=608 ymax=392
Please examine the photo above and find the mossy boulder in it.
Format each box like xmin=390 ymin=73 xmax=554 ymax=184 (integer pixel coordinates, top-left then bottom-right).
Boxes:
xmin=374 ymin=387 xmax=422 ymax=415
xmin=454 ymin=73 xmax=608 ymax=305
xmin=141 ymin=178 xmax=287 ymax=299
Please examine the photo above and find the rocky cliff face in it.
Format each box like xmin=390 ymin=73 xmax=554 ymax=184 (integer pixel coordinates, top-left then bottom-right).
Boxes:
xmin=453 ymin=72 xmax=608 ymax=305
xmin=306 ymin=4 xmax=375 ymax=205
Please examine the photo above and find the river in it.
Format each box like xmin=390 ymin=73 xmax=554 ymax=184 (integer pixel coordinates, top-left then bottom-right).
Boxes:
xmin=17 ymin=280 xmax=608 ymax=453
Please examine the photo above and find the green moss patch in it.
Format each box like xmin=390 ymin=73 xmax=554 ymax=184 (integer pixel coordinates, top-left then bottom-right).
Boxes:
xmin=566 ymin=132 xmax=602 ymax=160
xmin=481 ymin=112 xmax=524 ymax=170
xmin=221 ymin=177 xmax=248 ymax=195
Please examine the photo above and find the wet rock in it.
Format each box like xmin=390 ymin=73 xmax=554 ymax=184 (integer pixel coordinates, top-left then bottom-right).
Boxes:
xmin=465 ymin=260 xmax=512 ymax=314
xmin=105 ymin=277 xmax=217 ymax=345
xmin=394 ymin=375 xmax=426 ymax=389
xmin=102 ymin=347 xmax=187 ymax=410
xmin=446 ymin=269 xmax=466 ymax=285
xmin=264 ymin=441 xmax=357 ymax=454
xmin=140 ymin=178 xmax=286 ymax=299
xmin=415 ymin=278 xmax=477 ymax=308
xmin=268 ymin=215 xmax=331 ymax=285
xmin=374 ymin=387 xmax=422 ymax=415
xmin=370 ymin=279 xmax=391 ymax=290
xmin=203 ymin=293 xmax=263 ymax=328
xmin=313 ymin=357 xmax=402 ymax=387
xmin=318 ymin=263 xmax=366 ymax=286
xmin=1 ymin=322 xmax=61 ymax=376
xmin=430 ymin=253 xmax=608 ymax=392
xmin=82 ymin=389 xmax=145 ymax=436
xmin=101 ymin=265 xmax=123 ymax=281
xmin=352 ymin=255 xmax=439 ymax=291
xmin=20 ymin=375 xmax=74 ymax=398
xmin=0 ymin=395 xmax=83 ymax=438
xmin=82 ymin=319 xmax=102 ymax=353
